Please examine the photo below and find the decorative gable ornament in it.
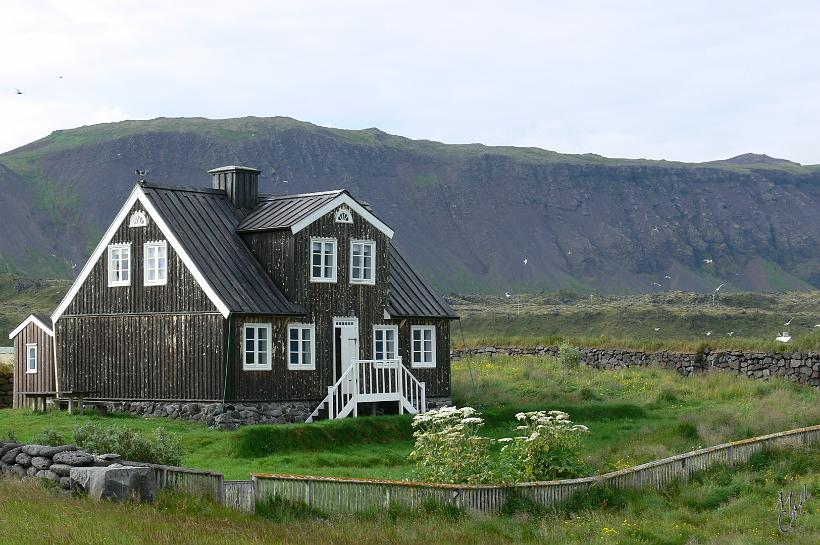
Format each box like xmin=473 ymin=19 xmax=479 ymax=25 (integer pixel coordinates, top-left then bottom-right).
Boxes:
xmin=129 ymin=210 xmax=148 ymax=228
xmin=334 ymin=207 xmax=353 ymax=224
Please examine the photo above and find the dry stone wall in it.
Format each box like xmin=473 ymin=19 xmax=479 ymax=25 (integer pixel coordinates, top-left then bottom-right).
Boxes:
xmin=0 ymin=441 xmax=124 ymax=490
xmin=453 ymin=346 xmax=820 ymax=387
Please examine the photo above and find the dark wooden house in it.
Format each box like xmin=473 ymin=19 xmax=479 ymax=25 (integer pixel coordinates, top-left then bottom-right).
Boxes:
xmin=12 ymin=165 xmax=457 ymax=423
xmin=8 ymin=314 xmax=55 ymax=409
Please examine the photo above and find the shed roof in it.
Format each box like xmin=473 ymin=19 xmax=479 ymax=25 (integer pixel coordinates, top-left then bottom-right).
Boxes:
xmin=237 ymin=190 xmax=344 ymax=232
xmin=387 ymin=244 xmax=458 ymax=319
xmin=141 ymin=184 xmax=305 ymax=316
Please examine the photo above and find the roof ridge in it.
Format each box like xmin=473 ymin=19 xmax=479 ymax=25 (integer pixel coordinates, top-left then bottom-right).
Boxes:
xmin=140 ymin=181 xmax=225 ymax=195
xmin=259 ymin=189 xmax=346 ymax=201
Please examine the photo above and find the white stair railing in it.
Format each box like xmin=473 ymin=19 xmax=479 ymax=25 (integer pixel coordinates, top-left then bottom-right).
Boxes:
xmin=306 ymin=357 xmax=426 ymax=422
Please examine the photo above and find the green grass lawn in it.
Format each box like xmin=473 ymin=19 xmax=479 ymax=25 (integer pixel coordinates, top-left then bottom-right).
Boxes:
xmin=0 ymin=444 xmax=817 ymax=545
xmin=452 ymin=290 xmax=820 ymax=353
xmin=0 ymin=355 xmax=817 ymax=481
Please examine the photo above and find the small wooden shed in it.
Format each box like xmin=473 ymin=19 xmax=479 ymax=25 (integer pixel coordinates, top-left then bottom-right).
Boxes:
xmin=8 ymin=314 xmax=56 ymax=408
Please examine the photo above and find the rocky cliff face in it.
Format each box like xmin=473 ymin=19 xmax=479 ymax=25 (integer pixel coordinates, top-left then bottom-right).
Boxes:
xmin=1 ymin=117 xmax=818 ymax=293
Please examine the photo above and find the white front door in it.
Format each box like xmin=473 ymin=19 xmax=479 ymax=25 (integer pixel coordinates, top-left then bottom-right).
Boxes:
xmin=334 ymin=318 xmax=359 ymax=384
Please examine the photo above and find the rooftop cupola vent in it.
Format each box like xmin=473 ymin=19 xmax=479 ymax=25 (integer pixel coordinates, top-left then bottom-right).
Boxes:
xmin=209 ymin=165 xmax=261 ymax=209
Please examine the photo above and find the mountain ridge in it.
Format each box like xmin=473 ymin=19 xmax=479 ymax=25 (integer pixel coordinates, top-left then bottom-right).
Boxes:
xmin=1 ymin=116 xmax=818 ymax=294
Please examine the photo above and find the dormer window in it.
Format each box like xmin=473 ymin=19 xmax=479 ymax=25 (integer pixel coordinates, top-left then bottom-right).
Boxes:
xmin=350 ymin=240 xmax=375 ymax=285
xmin=335 ymin=207 xmax=353 ymax=224
xmin=310 ymin=238 xmax=337 ymax=283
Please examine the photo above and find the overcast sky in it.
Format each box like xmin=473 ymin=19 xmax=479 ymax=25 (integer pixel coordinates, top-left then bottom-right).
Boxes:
xmin=2 ymin=1 xmax=819 ymax=163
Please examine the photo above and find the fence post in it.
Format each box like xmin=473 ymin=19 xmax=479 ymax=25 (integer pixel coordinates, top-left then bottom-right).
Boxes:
xmin=216 ymin=473 xmax=225 ymax=505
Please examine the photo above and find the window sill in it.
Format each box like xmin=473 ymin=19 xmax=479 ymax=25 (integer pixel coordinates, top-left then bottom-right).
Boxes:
xmin=144 ymin=281 xmax=167 ymax=287
xmin=108 ymin=282 xmax=131 ymax=287
xmin=350 ymin=280 xmax=375 ymax=286
xmin=242 ymin=365 xmax=272 ymax=372
xmin=26 ymin=370 xmax=38 ymax=374
xmin=310 ymin=278 xmax=337 ymax=284
xmin=411 ymin=363 xmax=436 ymax=369
xmin=288 ymin=365 xmax=316 ymax=371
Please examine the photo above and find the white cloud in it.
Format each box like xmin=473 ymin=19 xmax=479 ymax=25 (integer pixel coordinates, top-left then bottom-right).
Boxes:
xmin=2 ymin=0 xmax=820 ymax=163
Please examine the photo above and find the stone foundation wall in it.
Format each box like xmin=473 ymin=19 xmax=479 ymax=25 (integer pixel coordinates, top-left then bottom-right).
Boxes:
xmin=99 ymin=397 xmax=454 ymax=429
xmin=100 ymin=400 xmax=315 ymax=430
xmin=453 ymin=346 xmax=820 ymax=387
xmin=0 ymin=367 xmax=12 ymax=408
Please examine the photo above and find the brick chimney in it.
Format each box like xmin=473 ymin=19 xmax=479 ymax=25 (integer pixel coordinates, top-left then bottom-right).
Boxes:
xmin=208 ymin=165 xmax=260 ymax=209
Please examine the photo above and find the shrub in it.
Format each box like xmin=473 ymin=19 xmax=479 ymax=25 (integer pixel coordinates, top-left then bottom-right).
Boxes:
xmin=408 ymin=407 xmax=495 ymax=484
xmin=31 ymin=428 xmax=67 ymax=446
xmin=557 ymin=343 xmax=581 ymax=368
xmin=498 ymin=410 xmax=590 ymax=482
xmin=73 ymin=423 xmax=183 ymax=466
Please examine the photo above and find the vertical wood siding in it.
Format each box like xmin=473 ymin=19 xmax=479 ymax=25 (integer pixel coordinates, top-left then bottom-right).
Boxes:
xmin=241 ymin=208 xmax=390 ymax=399
xmin=12 ymin=324 xmax=55 ymax=408
xmin=228 ymin=314 xmax=323 ymax=401
xmin=64 ymin=202 xmax=217 ymax=316
xmin=396 ymin=319 xmax=451 ymax=397
xmin=56 ymin=314 xmax=225 ymax=400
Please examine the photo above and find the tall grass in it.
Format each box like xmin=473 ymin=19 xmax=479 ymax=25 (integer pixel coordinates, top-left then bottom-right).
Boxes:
xmin=0 ymin=444 xmax=817 ymax=544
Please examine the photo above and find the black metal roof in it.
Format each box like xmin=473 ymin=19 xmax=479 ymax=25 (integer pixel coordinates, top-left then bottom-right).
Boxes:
xmin=141 ymin=184 xmax=305 ymax=316
xmin=34 ymin=314 xmax=53 ymax=327
xmin=387 ymin=244 xmax=458 ymax=319
xmin=237 ymin=190 xmax=344 ymax=232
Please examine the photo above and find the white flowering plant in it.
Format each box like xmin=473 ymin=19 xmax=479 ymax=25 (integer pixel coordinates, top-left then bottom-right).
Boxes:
xmin=408 ymin=406 xmax=495 ymax=484
xmin=498 ymin=410 xmax=590 ymax=481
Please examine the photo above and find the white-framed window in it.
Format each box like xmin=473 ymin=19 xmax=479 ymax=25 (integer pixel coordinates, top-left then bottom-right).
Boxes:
xmin=288 ymin=323 xmax=316 ymax=370
xmin=411 ymin=326 xmax=436 ymax=368
xmin=243 ymin=323 xmax=272 ymax=370
xmin=107 ymin=243 xmax=131 ymax=286
xmin=310 ymin=237 xmax=337 ymax=283
xmin=350 ymin=240 xmax=375 ymax=285
xmin=144 ymin=241 xmax=168 ymax=286
xmin=373 ymin=325 xmax=398 ymax=361
xmin=25 ymin=343 xmax=37 ymax=374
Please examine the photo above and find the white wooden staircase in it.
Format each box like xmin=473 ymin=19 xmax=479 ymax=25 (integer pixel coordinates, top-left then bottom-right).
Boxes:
xmin=306 ymin=357 xmax=426 ymax=422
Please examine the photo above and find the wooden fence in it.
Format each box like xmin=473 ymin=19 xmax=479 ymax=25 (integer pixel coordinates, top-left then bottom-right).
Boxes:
xmin=126 ymin=424 xmax=818 ymax=515
xmin=250 ymin=424 xmax=820 ymax=515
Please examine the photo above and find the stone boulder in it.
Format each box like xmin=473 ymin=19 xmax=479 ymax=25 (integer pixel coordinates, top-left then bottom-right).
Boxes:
xmin=21 ymin=444 xmax=77 ymax=457
xmin=70 ymin=465 xmax=157 ymax=503
xmin=49 ymin=463 xmax=73 ymax=477
xmin=31 ymin=456 xmax=51 ymax=470
xmin=53 ymin=450 xmax=95 ymax=467
xmin=1 ymin=447 xmax=22 ymax=464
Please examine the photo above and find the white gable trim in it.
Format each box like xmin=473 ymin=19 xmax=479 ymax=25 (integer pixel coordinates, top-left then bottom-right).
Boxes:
xmin=9 ymin=315 xmax=54 ymax=340
xmin=290 ymin=194 xmax=394 ymax=239
xmin=51 ymin=185 xmax=231 ymax=322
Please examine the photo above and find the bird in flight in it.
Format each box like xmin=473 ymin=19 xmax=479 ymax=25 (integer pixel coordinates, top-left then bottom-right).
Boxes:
xmin=715 ymin=284 xmax=725 ymax=292
xmin=727 ymin=331 xmax=735 ymax=336
xmin=654 ymin=327 xmax=660 ymax=332
xmin=522 ymin=258 xmax=528 ymax=265
xmin=784 ymin=317 xmax=794 ymax=326
xmin=15 ymin=89 xmax=23 ymax=95
xmin=135 ymin=169 xmax=148 ymax=180
xmin=664 ymin=275 xmax=671 ymax=279
xmin=814 ymin=324 xmax=820 ymax=328
xmin=652 ymin=282 xmax=662 ymax=287
xmin=703 ymin=259 xmax=713 ymax=264
xmin=705 ymin=331 xmax=712 ymax=336
xmin=775 ymin=332 xmax=791 ymax=343
xmin=504 ymin=292 xmax=511 ymax=298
